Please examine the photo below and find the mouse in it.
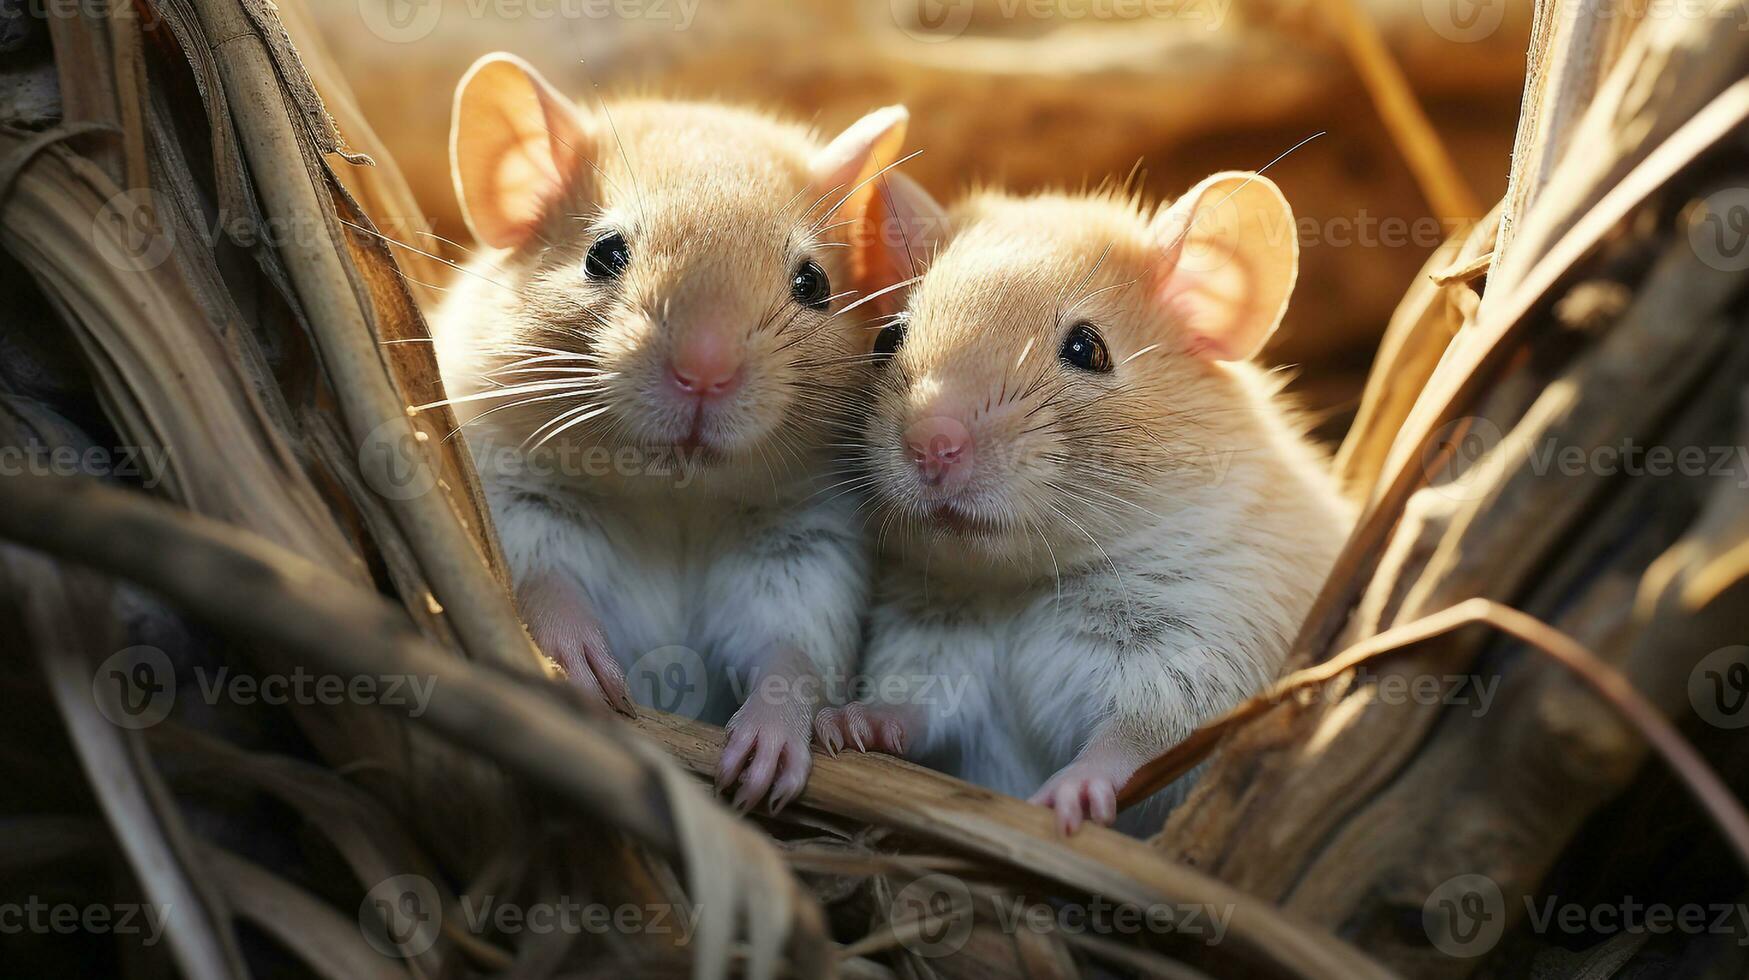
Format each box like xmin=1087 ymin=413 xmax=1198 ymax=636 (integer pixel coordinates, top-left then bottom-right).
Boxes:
xmin=426 ymin=53 xmax=919 ymax=811
xmin=812 ymin=172 xmax=1356 ymax=834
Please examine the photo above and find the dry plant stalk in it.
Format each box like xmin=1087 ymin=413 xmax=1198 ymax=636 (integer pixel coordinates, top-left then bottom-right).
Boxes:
xmin=2 ymin=0 xmax=828 ymax=976
xmin=3 ymin=0 xmax=1747 ymax=977
xmin=1147 ymin=5 xmax=1749 ymax=977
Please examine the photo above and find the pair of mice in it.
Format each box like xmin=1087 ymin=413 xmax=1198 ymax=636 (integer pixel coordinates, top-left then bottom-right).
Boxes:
xmin=429 ymin=53 xmax=1354 ymax=833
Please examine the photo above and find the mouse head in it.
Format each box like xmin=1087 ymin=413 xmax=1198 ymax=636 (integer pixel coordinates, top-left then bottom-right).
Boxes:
xmin=445 ymin=54 xmax=919 ymax=489
xmin=863 ymin=174 xmax=1299 ymax=572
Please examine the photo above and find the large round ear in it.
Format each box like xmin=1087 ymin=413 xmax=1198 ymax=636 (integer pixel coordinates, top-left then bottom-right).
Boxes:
xmin=1149 ymin=171 xmax=1298 ymax=362
xmin=809 ymin=105 xmax=909 ymax=224
xmin=809 ymin=106 xmax=946 ymax=318
xmin=451 ymin=53 xmax=590 ymax=250
xmin=852 ymin=169 xmax=948 ymax=319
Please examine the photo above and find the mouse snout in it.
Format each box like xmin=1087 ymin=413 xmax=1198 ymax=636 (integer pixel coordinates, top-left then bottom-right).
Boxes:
xmin=668 ymin=330 xmax=743 ymax=399
xmin=903 ymin=415 xmax=974 ymax=490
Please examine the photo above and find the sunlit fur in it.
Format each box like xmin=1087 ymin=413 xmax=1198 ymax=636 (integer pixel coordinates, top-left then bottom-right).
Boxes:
xmin=435 ymin=102 xmax=877 ymax=500
xmin=858 ymin=190 xmax=1355 ymax=831
xmin=431 ymin=100 xmax=883 ymax=717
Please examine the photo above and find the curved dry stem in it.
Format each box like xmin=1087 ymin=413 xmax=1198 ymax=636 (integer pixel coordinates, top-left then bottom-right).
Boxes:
xmin=640 ymin=711 xmax=1393 ymax=980
xmin=1120 ymin=598 xmax=1749 ymax=872
xmin=0 ymin=468 xmax=826 ymax=980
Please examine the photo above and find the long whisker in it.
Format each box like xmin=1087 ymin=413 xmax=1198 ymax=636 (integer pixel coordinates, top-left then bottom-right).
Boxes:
xmin=340 ymin=218 xmax=516 ymax=293
xmin=809 ymin=149 xmax=924 ymax=234
xmin=413 ymin=378 xmax=604 ymax=411
xmin=525 ymin=401 xmax=615 ymax=452
xmin=831 ymin=276 xmax=922 ymax=319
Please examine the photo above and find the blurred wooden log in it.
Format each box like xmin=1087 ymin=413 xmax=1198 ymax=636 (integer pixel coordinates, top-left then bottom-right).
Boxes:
xmin=298 ymin=0 xmax=1529 ymax=427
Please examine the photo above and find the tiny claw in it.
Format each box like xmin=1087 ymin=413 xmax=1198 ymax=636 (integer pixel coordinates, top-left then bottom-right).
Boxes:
xmin=733 ymin=786 xmax=759 ymax=814
xmin=1031 ymin=763 xmax=1124 ymax=836
xmin=590 ymin=649 xmax=637 ymax=717
xmin=881 ymin=719 xmax=907 ymax=755
xmin=768 ymin=748 xmax=810 ymax=815
xmin=1055 ymin=791 xmax=1083 ymax=836
xmin=716 ymin=729 xmax=755 ymax=794
xmin=812 ymin=710 xmax=843 ymax=756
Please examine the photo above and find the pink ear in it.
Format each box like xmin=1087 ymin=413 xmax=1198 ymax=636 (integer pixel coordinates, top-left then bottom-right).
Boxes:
xmin=853 ymin=169 xmax=948 ymax=319
xmin=810 ymin=106 xmax=941 ymax=319
xmin=1150 ymin=172 xmax=1299 ymax=362
xmin=450 ymin=54 xmax=590 ymax=250
xmin=809 ymin=105 xmax=910 ymax=224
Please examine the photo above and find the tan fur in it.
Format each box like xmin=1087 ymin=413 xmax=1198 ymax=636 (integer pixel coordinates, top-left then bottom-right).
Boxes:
xmin=431 ymin=61 xmax=913 ymax=810
xmin=867 ymin=188 xmax=1336 ymax=578
xmin=851 ymin=185 xmax=1355 ymax=832
xmin=438 ymin=100 xmax=886 ymax=496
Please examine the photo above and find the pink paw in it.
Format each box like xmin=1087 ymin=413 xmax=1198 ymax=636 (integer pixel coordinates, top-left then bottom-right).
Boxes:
xmin=518 ymin=573 xmax=634 ymax=716
xmin=1028 ymin=761 xmax=1122 ymax=836
xmin=716 ymin=699 xmax=813 ymax=814
xmin=812 ymin=701 xmax=908 ymax=757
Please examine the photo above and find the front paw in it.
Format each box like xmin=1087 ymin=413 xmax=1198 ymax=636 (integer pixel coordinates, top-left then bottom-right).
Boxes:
xmin=812 ymin=701 xmax=908 ymax=757
xmin=547 ymin=629 xmax=634 ymax=717
xmin=716 ymin=699 xmax=813 ymax=814
xmin=1028 ymin=761 xmax=1122 ymax=836
xmin=518 ymin=574 xmax=634 ymax=716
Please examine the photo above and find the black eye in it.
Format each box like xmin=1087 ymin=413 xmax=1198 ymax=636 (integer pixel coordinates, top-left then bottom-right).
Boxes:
xmin=584 ymin=232 xmax=631 ymax=279
xmin=1060 ymin=322 xmax=1112 ymax=373
xmin=791 ymin=260 xmax=831 ymax=311
xmin=873 ymin=316 xmax=907 ymax=358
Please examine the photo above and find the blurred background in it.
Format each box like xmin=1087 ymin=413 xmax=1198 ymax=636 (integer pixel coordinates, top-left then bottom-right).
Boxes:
xmin=309 ymin=0 xmax=1532 ymax=440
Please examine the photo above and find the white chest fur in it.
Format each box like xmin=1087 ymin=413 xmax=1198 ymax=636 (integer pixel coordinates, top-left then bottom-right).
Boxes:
xmin=484 ymin=459 xmax=870 ymax=724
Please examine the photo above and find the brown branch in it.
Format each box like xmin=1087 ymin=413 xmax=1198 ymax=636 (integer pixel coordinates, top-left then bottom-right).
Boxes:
xmin=637 ymin=712 xmax=1396 ymax=980
xmin=0 ymin=467 xmax=829 ymax=980
xmin=1119 ymin=599 xmax=1749 ymax=871
xmin=186 ymin=0 xmax=540 ymax=677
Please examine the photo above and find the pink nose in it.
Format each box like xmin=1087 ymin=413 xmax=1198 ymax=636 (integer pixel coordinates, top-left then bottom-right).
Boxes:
xmin=669 ymin=332 xmax=741 ymax=398
xmin=905 ymin=417 xmax=973 ymax=488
